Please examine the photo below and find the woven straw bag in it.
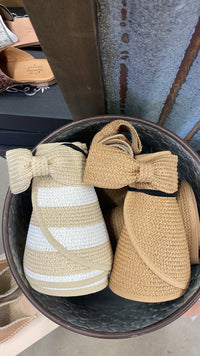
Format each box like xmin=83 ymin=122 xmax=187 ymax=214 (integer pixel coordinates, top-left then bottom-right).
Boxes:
xmin=6 ymin=142 xmax=113 ymax=297
xmin=84 ymin=120 xmax=199 ymax=302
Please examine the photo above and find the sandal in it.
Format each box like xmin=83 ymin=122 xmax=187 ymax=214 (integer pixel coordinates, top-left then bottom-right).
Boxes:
xmin=0 ymin=295 xmax=38 ymax=344
xmin=0 ymin=5 xmax=39 ymax=48
xmin=0 ymin=254 xmax=21 ymax=303
xmin=0 ymin=13 xmax=18 ymax=49
xmin=0 ymin=294 xmax=58 ymax=355
xmin=0 ymin=47 xmax=55 ymax=93
xmin=0 ymin=255 xmax=58 ymax=354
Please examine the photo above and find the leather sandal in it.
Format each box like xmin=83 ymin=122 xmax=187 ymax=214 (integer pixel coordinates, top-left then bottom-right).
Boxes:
xmin=0 ymin=295 xmax=58 ymax=355
xmin=0 ymin=6 xmax=18 ymax=49
xmin=0 ymin=4 xmax=39 ymax=49
xmin=0 ymin=254 xmax=58 ymax=354
xmin=0 ymin=295 xmax=39 ymax=344
xmin=0 ymin=47 xmax=55 ymax=93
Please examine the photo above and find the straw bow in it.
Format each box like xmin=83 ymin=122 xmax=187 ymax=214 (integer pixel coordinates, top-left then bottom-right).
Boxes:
xmin=6 ymin=143 xmax=87 ymax=195
xmin=84 ymin=120 xmax=178 ymax=193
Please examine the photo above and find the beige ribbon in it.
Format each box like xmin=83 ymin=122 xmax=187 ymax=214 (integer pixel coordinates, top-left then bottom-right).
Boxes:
xmin=6 ymin=121 xmax=178 ymax=195
xmin=83 ymin=120 xmax=178 ymax=193
xmin=6 ymin=143 xmax=87 ymax=195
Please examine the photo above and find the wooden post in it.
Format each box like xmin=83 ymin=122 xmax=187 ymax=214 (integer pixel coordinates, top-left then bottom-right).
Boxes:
xmin=23 ymin=0 xmax=105 ymax=120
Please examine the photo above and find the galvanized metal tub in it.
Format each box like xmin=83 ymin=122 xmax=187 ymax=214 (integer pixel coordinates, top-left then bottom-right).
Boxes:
xmin=3 ymin=116 xmax=200 ymax=338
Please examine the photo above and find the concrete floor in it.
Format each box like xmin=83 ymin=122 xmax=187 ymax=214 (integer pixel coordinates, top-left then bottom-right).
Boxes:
xmin=0 ymin=156 xmax=200 ymax=356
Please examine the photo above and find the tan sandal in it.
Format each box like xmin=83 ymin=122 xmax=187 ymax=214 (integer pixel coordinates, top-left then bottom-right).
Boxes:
xmin=0 ymin=14 xmax=18 ymax=49
xmin=0 ymin=47 xmax=55 ymax=93
xmin=0 ymin=294 xmax=58 ymax=355
xmin=0 ymin=295 xmax=38 ymax=344
xmin=177 ymin=180 xmax=200 ymax=264
xmin=0 ymin=254 xmax=58 ymax=354
xmin=182 ymin=299 xmax=200 ymax=318
xmin=0 ymin=254 xmax=20 ymax=303
xmin=0 ymin=5 xmax=39 ymax=48
xmin=0 ymin=254 xmax=7 ymax=272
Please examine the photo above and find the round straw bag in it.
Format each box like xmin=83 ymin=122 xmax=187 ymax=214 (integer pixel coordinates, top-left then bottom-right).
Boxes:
xmin=3 ymin=115 xmax=200 ymax=338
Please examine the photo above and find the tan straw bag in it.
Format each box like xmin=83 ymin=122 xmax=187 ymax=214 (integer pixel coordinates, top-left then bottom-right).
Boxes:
xmin=84 ymin=120 xmax=193 ymax=302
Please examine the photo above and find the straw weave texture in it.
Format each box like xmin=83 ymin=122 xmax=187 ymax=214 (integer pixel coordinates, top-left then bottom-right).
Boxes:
xmin=6 ymin=143 xmax=113 ymax=296
xmin=177 ymin=180 xmax=200 ymax=265
xmin=84 ymin=120 xmax=191 ymax=302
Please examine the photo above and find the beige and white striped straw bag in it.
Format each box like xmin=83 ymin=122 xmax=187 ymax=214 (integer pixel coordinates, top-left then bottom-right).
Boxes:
xmin=6 ymin=142 xmax=113 ymax=296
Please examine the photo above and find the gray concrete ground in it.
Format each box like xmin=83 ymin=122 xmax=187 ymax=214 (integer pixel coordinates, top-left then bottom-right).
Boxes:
xmin=0 ymin=156 xmax=200 ymax=356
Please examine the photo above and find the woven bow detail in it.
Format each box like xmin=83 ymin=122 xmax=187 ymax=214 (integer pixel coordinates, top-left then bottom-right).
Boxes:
xmin=6 ymin=143 xmax=87 ymax=194
xmin=83 ymin=120 xmax=178 ymax=193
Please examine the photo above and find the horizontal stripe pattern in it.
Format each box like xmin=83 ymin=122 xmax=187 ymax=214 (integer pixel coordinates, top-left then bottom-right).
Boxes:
xmin=26 ymin=222 xmax=109 ymax=251
xmin=24 ymin=266 xmax=102 ymax=282
xmin=37 ymin=186 xmax=98 ymax=207
xmin=42 ymin=277 xmax=107 ymax=291
xmin=26 ymin=225 xmax=56 ymax=251
xmin=28 ymin=278 xmax=108 ymax=296
xmin=49 ymin=224 xmax=109 ymax=250
xmin=24 ymin=157 xmax=112 ymax=296
xmin=31 ymin=203 xmax=103 ymax=227
xmin=72 ymin=243 xmax=112 ymax=268
xmin=24 ymin=244 xmax=112 ymax=277
xmin=24 ymin=270 xmax=107 ymax=288
xmin=24 ymin=246 xmax=90 ymax=276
